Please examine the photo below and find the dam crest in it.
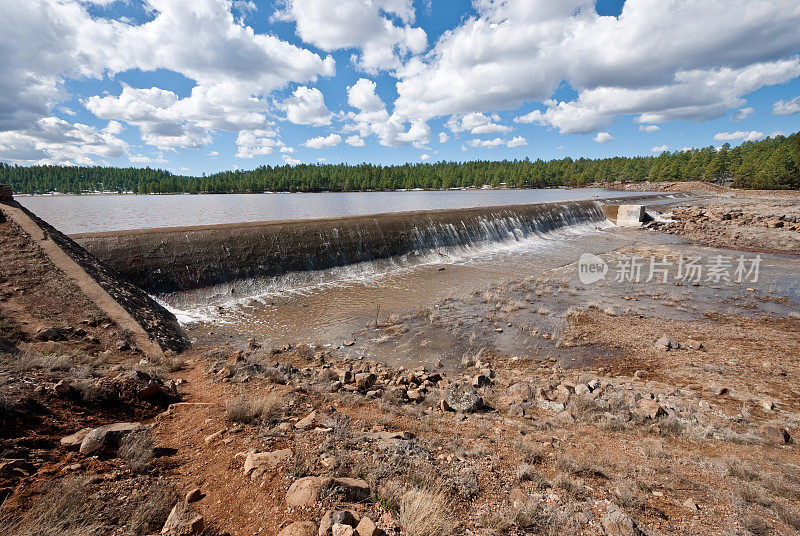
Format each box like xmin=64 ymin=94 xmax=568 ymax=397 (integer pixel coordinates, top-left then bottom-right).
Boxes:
xmin=73 ymin=196 xmax=664 ymax=297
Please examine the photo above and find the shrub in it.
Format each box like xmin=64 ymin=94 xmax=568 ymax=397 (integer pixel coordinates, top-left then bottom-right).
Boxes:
xmin=119 ymin=429 xmax=155 ymax=472
xmin=0 ymin=478 xmax=100 ymax=536
xmin=225 ymin=393 xmax=284 ymax=425
xmin=398 ymin=487 xmax=456 ymax=536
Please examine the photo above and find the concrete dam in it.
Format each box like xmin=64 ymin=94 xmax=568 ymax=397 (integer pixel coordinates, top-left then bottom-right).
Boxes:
xmin=72 ymin=197 xmax=658 ymax=296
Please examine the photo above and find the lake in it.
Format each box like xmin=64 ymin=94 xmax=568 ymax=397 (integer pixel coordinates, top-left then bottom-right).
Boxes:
xmin=18 ymin=188 xmax=653 ymax=234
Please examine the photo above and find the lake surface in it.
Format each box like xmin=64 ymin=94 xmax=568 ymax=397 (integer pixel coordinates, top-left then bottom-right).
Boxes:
xmin=18 ymin=188 xmax=654 ymax=234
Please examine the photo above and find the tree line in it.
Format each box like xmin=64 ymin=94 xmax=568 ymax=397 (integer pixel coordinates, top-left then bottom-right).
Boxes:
xmin=2 ymin=132 xmax=798 ymax=195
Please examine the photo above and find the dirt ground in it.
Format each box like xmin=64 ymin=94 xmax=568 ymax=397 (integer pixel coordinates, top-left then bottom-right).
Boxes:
xmin=0 ymin=189 xmax=798 ymax=536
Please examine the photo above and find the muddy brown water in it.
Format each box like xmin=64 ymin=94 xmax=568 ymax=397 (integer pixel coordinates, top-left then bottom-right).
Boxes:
xmin=176 ymin=223 xmax=800 ymax=369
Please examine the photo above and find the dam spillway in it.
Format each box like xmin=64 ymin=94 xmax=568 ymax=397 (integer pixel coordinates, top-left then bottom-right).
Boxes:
xmin=71 ymin=197 xmax=655 ymax=295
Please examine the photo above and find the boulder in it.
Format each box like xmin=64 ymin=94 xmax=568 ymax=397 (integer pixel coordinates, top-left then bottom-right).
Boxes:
xmin=318 ymin=369 xmax=339 ymax=382
xmin=185 ymin=488 xmax=202 ymax=503
xmin=635 ymin=399 xmax=666 ymax=420
xmin=113 ymin=370 xmax=174 ymax=403
xmin=319 ymin=510 xmax=357 ymax=536
xmin=444 ymin=386 xmax=483 ymax=413
xmin=53 ymin=380 xmax=74 ymax=397
xmin=243 ymin=449 xmax=293 ymax=479
xmin=138 ymin=381 xmax=167 ymax=399
xmin=406 ymin=389 xmax=425 ymax=402
xmin=279 ymin=522 xmax=318 ymax=536
xmin=655 ymin=335 xmax=678 ymax=351
xmin=684 ymin=340 xmax=704 ymax=350
xmin=355 ymin=373 xmax=376 ymax=391
xmin=60 ymin=428 xmax=92 ymax=450
xmin=759 ymin=424 xmax=792 ymax=445
xmin=332 ymin=525 xmax=354 ymax=536
xmin=285 ymin=477 xmax=370 ymax=508
xmin=600 ymin=505 xmax=645 ymax=536
xmin=472 ymin=374 xmax=491 ymax=388
xmin=295 ymin=410 xmax=318 ymax=430
xmin=79 ymin=422 xmax=144 ymax=456
xmin=355 ymin=517 xmax=380 ymax=536
xmin=36 ymin=327 xmax=70 ymax=342
xmin=0 ymin=185 xmax=12 ymax=202
xmin=161 ymin=501 xmax=204 ymax=536
xmin=499 ymin=383 xmax=531 ymax=407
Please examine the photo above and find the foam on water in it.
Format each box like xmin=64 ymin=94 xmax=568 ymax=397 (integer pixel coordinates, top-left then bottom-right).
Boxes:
xmin=163 ymin=218 xmax=612 ymax=324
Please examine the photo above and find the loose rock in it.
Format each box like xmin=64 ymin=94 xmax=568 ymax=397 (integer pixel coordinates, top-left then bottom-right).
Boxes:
xmin=444 ymin=386 xmax=483 ymax=413
xmin=161 ymin=501 xmax=204 ymax=536
xmin=355 ymin=517 xmax=380 ymax=536
xmin=79 ymin=422 xmax=144 ymax=457
xmin=759 ymin=424 xmax=792 ymax=444
xmin=243 ymin=449 xmax=293 ymax=479
xmin=285 ymin=477 xmax=370 ymax=508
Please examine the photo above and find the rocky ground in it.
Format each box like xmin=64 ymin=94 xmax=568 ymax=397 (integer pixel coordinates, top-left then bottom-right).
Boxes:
xmin=0 ymin=189 xmax=798 ymax=536
xmin=648 ymin=200 xmax=800 ymax=254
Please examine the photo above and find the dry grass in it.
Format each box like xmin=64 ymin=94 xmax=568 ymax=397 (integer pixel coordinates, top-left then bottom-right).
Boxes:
xmin=0 ymin=478 xmax=100 ymax=536
xmin=225 ymin=393 xmax=284 ymax=425
xmin=739 ymin=513 xmax=772 ymax=535
xmin=123 ymin=480 xmax=177 ymax=535
xmin=119 ymin=429 xmax=155 ymax=472
xmin=552 ymin=474 xmax=586 ymax=499
xmin=398 ymin=487 xmax=456 ymax=536
xmin=152 ymin=353 xmax=185 ymax=373
xmin=516 ymin=464 xmax=546 ymax=485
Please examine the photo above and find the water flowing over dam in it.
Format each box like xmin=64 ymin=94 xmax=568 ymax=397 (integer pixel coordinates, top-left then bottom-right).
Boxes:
xmin=72 ymin=197 xmax=657 ymax=296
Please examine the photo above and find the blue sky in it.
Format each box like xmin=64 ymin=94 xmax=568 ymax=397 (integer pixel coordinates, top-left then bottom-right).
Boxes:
xmin=2 ymin=0 xmax=799 ymax=175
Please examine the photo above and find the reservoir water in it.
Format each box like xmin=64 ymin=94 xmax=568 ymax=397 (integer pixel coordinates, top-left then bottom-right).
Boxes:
xmin=20 ymin=188 xmax=709 ymax=365
xmin=19 ymin=188 xmax=654 ymax=234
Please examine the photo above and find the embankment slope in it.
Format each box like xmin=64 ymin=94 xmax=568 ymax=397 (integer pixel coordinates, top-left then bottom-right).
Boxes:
xmin=0 ymin=196 xmax=188 ymax=353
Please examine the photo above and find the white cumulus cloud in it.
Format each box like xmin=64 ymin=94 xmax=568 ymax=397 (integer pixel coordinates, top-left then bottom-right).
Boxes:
xmin=773 ymin=96 xmax=800 ymax=115
xmin=1 ymin=0 xmax=335 ymax=162
xmin=345 ymin=135 xmax=365 ymax=147
xmin=448 ymin=113 xmax=511 ymax=134
xmin=393 ymin=0 xmax=800 ymax=134
xmin=343 ymin=78 xmax=430 ymax=148
xmin=278 ymin=86 xmax=333 ymax=126
xmin=651 ymin=145 xmax=669 ymax=153
xmin=714 ymin=131 xmax=765 ymax=142
xmin=274 ymin=0 xmax=426 ymax=73
xmin=593 ymin=132 xmax=613 ymax=144
xmin=466 ymin=136 xmax=525 ymax=148
xmin=304 ymin=133 xmax=342 ymax=149
xmin=507 ymin=136 xmax=527 ymax=147
xmin=236 ymin=129 xmax=284 ymax=158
